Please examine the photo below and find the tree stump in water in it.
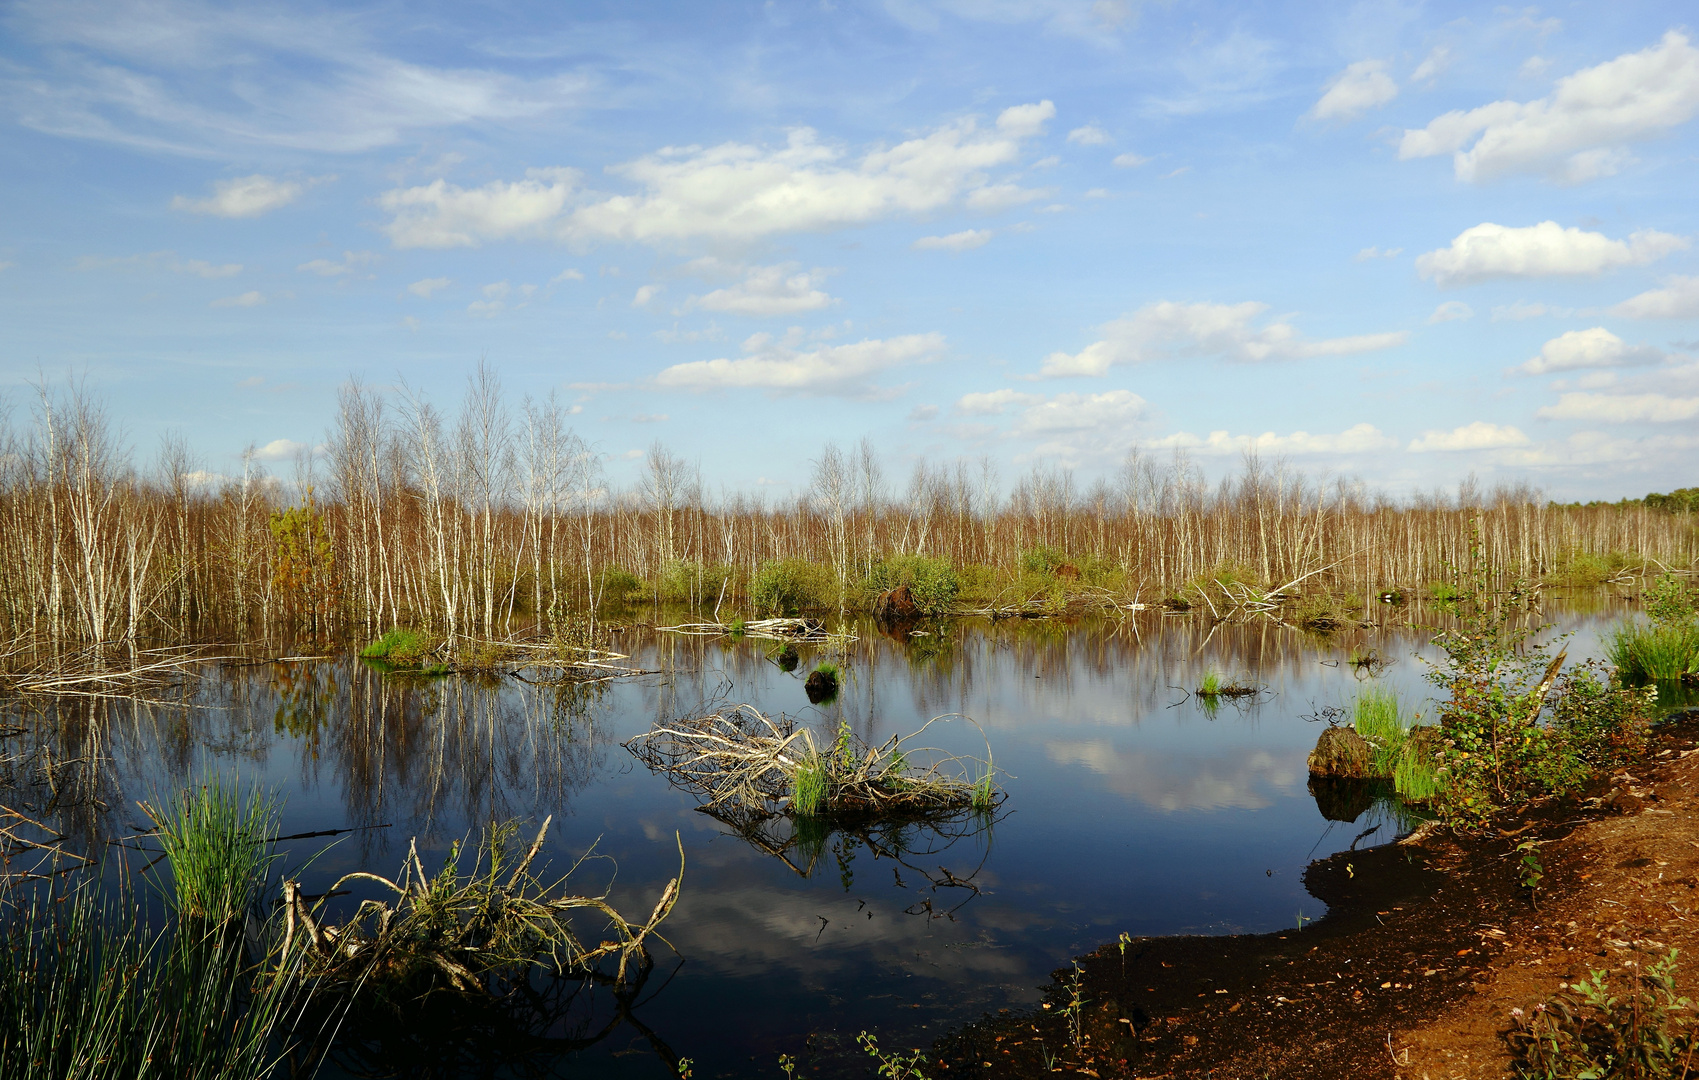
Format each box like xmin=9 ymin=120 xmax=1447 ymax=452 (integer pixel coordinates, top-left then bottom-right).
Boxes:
xmin=805 ymin=668 xmax=838 ymax=703
xmin=1307 ymin=726 xmax=1372 ymax=778
xmin=875 ymin=585 xmax=920 ymax=620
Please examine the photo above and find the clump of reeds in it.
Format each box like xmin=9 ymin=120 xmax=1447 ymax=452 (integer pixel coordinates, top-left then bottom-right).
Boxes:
xmin=1609 ymin=622 xmax=1699 ymax=683
xmin=1194 ymin=670 xmax=1259 ymax=697
xmin=625 ymin=705 xmax=1001 ymax=824
xmin=1352 ymin=688 xmax=1443 ymax=801
xmin=285 ymin=816 xmax=680 ymax=993
xmin=142 ymin=778 xmax=280 ymax=925
xmin=0 ymin=779 xmax=310 ymax=1080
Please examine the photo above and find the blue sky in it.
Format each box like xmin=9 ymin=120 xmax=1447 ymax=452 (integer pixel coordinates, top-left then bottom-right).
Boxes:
xmin=2 ymin=0 xmax=1697 ymax=498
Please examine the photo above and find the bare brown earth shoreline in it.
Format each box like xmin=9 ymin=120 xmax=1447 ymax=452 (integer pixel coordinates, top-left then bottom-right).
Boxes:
xmin=924 ymin=709 xmax=1699 ymax=1080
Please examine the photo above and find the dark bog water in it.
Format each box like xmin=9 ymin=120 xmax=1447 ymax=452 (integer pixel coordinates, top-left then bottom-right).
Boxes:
xmin=2 ymin=600 xmax=1641 ymax=1077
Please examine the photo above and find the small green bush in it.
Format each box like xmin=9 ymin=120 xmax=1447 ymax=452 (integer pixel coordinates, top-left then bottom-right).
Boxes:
xmin=859 ymin=554 xmax=960 ymax=615
xmin=1019 ymin=544 xmax=1066 ymax=574
xmin=657 ymin=559 xmax=734 ymax=605
xmin=751 ymin=559 xmax=835 ymax=615
xmin=1507 ymin=949 xmax=1693 ymax=1079
xmin=597 ymin=567 xmax=647 ymax=606
xmin=1646 ymin=573 xmax=1697 ymax=627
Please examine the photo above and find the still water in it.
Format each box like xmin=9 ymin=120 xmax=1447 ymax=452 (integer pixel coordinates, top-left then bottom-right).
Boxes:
xmin=4 ymin=600 xmax=1635 ymax=1077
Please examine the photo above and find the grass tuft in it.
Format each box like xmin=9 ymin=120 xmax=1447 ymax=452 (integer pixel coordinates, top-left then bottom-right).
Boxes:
xmin=1608 ymin=621 xmax=1699 ymax=683
xmin=143 ymin=778 xmax=281 ymax=925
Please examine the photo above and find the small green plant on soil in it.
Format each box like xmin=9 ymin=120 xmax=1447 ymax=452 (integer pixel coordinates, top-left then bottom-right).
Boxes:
xmin=1515 ymin=839 xmax=1545 ymax=907
xmin=1064 ymin=961 xmax=1089 ymax=1054
xmin=857 ymin=1031 xmax=930 ymax=1079
xmin=1507 ymin=949 xmax=1693 ymax=1079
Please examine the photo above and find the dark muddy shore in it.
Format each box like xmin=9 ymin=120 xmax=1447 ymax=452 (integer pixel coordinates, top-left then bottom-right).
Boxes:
xmin=913 ymin=711 xmax=1699 ymax=1080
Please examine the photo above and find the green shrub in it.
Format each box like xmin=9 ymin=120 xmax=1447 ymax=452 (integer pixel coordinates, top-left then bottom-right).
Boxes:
xmin=751 ymin=559 xmax=835 ymax=615
xmin=657 ymin=560 xmax=735 ymax=605
xmin=859 ymin=555 xmax=960 ymax=615
xmin=1019 ymin=545 xmax=1066 ymax=574
xmin=597 ymin=567 xmax=647 ymax=606
xmin=1646 ymin=573 xmax=1697 ymax=627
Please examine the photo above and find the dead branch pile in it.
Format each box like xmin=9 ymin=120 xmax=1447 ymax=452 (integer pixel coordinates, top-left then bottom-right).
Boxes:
xmin=656 ymin=617 xmax=853 ymax=643
xmin=624 ymin=705 xmax=998 ymax=825
xmin=283 ymin=816 xmax=680 ymax=994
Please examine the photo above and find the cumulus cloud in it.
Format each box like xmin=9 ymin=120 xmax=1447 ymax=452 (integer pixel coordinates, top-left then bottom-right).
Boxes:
xmin=1406 ymin=421 xmax=1531 ymax=452
xmin=552 ymin=268 xmax=585 ymax=283
xmin=379 ymin=106 xmax=1056 ymax=248
xmin=1148 ymin=423 xmax=1396 ymax=456
xmin=913 ymin=229 xmax=992 ymax=251
xmin=381 ymin=168 xmax=577 ymax=248
xmin=631 ymin=284 xmax=662 ymax=308
xmin=1111 ymin=152 xmax=1150 ymax=167
xmin=1067 ymin=124 xmax=1111 ymax=145
xmin=1398 ymin=31 xmax=1699 ymax=182
xmin=691 ymin=264 xmax=835 ymax=316
xmin=1415 ymin=221 xmax=1687 ymax=286
xmin=653 ymin=332 xmax=946 ymax=398
xmin=1038 ymin=300 xmax=1407 ymax=376
xmin=407 ymin=276 xmax=451 ymax=298
xmin=253 ymin=438 xmax=308 ymax=461
xmin=211 ymin=290 xmax=264 ymax=307
xmin=1538 ymin=392 xmax=1699 ymax=423
xmin=1428 ymin=301 xmax=1473 ymax=323
xmin=995 ymin=100 xmax=1055 ymax=137
xmin=172 ymin=174 xmax=308 ymax=217
xmin=1516 ymin=327 xmax=1664 ymax=375
xmin=1309 ymin=60 xmax=1398 ymax=121
xmin=1611 ymin=275 xmax=1699 ymax=319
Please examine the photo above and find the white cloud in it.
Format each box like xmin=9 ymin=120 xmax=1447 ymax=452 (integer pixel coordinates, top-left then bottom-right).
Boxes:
xmin=1406 ymin=422 xmax=1531 ymax=452
xmin=407 ymin=276 xmax=451 ymax=298
xmin=1309 ymin=59 xmax=1398 ymax=121
xmin=632 ymin=284 xmax=662 ymax=308
xmin=913 ymin=229 xmax=992 ymax=252
xmin=1415 ymin=221 xmax=1687 ymax=286
xmin=1516 ymin=327 xmax=1664 ymax=375
xmin=1538 ymin=393 xmax=1699 ymax=423
xmin=1111 ymin=152 xmax=1149 ymax=168
xmin=907 ymin=404 xmax=939 ymax=423
xmin=482 ymin=281 xmax=510 ymax=299
xmin=1067 ymin=124 xmax=1111 ymax=146
xmin=296 ymin=250 xmax=375 ymax=277
xmin=380 ymin=106 xmax=1056 ymax=249
xmin=1411 ymin=45 xmax=1451 ymax=84
xmin=172 ymin=175 xmax=305 ymax=217
xmin=694 ymin=264 xmax=835 ymax=316
xmin=552 ymin=268 xmax=585 ymax=283
xmin=467 ymin=300 xmax=504 ymax=317
xmin=254 ymin=438 xmax=308 ymax=461
xmin=1354 ymin=246 xmax=1402 ymax=261
xmin=1428 ymin=301 xmax=1473 ymax=324
xmin=956 ymin=388 xmax=1042 ymax=415
xmin=1039 ymin=300 xmax=1407 ymax=376
xmin=1398 ymin=31 xmax=1699 ymax=182
xmin=653 ymin=332 xmax=945 ymax=398
xmin=1148 ymin=423 xmax=1397 ymax=456
xmin=381 ymin=168 xmax=577 ymax=248
xmin=1611 ymin=275 xmax=1699 ymax=319
xmin=211 ymin=290 xmax=264 ymax=307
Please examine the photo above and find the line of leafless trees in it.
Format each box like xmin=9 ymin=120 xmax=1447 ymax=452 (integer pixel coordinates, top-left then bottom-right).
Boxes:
xmin=2 ymin=366 xmax=1694 ymax=645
